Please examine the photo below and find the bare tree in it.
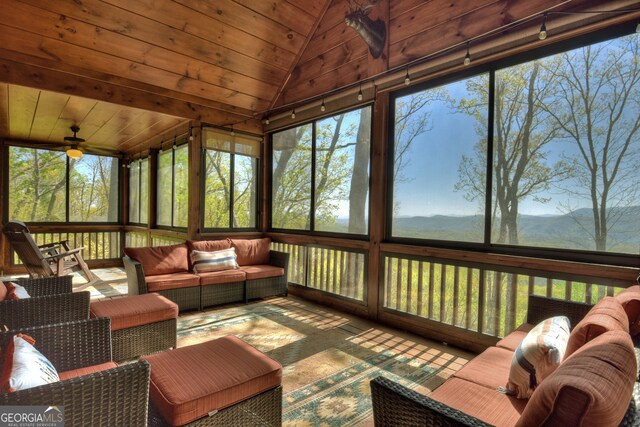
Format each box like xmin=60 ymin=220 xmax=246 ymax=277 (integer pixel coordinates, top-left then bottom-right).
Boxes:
xmin=455 ymin=65 xmax=570 ymax=244
xmin=542 ymin=35 xmax=640 ymax=251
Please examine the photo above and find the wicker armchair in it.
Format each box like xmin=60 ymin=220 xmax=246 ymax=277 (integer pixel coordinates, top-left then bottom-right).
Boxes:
xmin=0 ymin=318 xmax=150 ymax=427
xmin=370 ymin=295 xmax=640 ymax=426
xmin=0 ymin=276 xmax=90 ymax=330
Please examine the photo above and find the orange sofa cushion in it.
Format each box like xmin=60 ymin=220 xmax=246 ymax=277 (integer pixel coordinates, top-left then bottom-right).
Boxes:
xmin=186 ymin=239 xmax=231 ymax=270
xmin=230 ymin=238 xmax=271 ymax=266
xmin=124 ymin=244 xmax=189 ymax=276
xmin=516 ymin=330 xmax=636 ymax=427
xmin=145 ymin=273 xmax=200 ymax=292
xmin=452 ymin=346 xmax=513 ymax=390
xmin=495 ymin=323 xmax=534 ymax=352
xmin=58 ymin=361 xmax=118 ymax=381
xmin=615 ymin=285 xmax=640 ymax=336
xmin=142 ymin=335 xmax=282 ymax=426
xmin=239 ymin=265 xmax=284 ymax=281
xmin=430 ymin=377 xmax=526 ymax=427
xmin=90 ymin=293 xmax=178 ymax=331
xmin=198 ymin=269 xmax=246 ymax=286
xmin=564 ymin=296 xmax=628 ymax=357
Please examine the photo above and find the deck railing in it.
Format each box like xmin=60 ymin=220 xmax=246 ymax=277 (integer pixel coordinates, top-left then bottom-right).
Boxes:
xmin=124 ymin=231 xmax=186 ymax=248
xmin=272 ymin=241 xmax=366 ymax=302
xmin=381 ymin=252 xmax=628 ymax=338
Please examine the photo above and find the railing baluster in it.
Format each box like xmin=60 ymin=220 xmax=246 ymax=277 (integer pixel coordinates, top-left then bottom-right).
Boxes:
xmin=453 ymin=266 xmax=460 ymax=326
xmin=428 ymin=261 xmax=434 ymax=319
xmin=396 ymin=258 xmax=403 ymax=311
xmin=417 ymin=262 xmax=424 ymax=318
xmin=406 ymin=260 xmax=413 ymax=313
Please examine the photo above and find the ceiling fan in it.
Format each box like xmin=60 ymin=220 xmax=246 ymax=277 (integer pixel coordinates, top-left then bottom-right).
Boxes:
xmin=64 ymin=125 xmax=85 ymax=159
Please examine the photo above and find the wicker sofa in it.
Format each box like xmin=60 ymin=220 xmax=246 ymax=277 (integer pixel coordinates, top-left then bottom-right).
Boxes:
xmin=123 ymin=237 xmax=289 ymax=311
xmin=371 ymin=293 xmax=640 ymax=426
xmin=0 ymin=276 xmax=90 ymax=330
xmin=0 ymin=318 xmax=150 ymax=427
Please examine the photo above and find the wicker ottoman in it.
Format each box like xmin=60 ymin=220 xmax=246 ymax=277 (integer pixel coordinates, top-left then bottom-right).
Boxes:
xmin=90 ymin=293 xmax=178 ymax=362
xmin=142 ymin=335 xmax=283 ymax=426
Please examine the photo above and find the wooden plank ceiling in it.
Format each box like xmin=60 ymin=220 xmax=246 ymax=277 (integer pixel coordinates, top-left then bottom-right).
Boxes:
xmin=0 ymin=83 xmax=188 ymax=154
xmin=0 ymin=0 xmax=331 ymax=142
xmin=0 ymin=0 xmax=638 ymax=152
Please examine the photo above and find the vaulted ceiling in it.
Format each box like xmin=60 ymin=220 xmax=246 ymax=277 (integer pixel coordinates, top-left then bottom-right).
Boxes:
xmin=0 ymin=0 xmax=638 ymax=153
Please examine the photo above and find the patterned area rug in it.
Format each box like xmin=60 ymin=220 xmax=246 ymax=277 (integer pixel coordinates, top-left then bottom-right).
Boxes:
xmin=3 ymin=269 xmax=473 ymax=425
xmin=178 ymin=297 xmax=473 ymax=426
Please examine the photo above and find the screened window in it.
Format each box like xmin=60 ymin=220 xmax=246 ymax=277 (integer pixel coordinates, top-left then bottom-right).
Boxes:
xmin=128 ymin=158 xmax=149 ymax=224
xmin=157 ymin=143 xmax=188 ymax=228
xmin=271 ymin=106 xmax=372 ymax=234
xmin=390 ymin=32 xmax=640 ymax=256
xmin=202 ymin=128 xmax=259 ymax=229
xmin=392 ymin=76 xmax=487 ymax=242
xmin=8 ymin=147 xmax=119 ymax=223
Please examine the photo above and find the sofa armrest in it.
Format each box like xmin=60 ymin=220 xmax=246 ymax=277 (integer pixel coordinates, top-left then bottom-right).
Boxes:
xmin=0 ymin=360 xmax=150 ymax=427
xmin=15 ymin=276 xmax=73 ymax=297
xmin=0 ymin=318 xmax=113 ymax=372
xmin=526 ymin=295 xmax=593 ymax=327
xmin=123 ymin=256 xmax=148 ymax=295
xmin=0 ymin=291 xmax=90 ymax=331
xmin=370 ymin=376 xmax=491 ymax=427
xmin=269 ymin=250 xmax=289 ymax=271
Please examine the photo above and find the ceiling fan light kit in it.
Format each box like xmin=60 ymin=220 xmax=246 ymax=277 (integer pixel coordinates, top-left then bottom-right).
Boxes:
xmin=64 ymin=125 xmax=85 ymax=159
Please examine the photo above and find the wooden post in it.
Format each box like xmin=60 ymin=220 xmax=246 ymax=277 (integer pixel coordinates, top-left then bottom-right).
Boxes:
xmin=0 ymin=141 xmax=6 ymax=274
xmin=260 ymin=130 xmax=269 ymax=232
xmin=187 ymin=121 xmax=202 ymax=240
xmin=148 ymin=148 xmax=158 ymax=231
xmin=367 ymin=90 xmax=389 ymax=320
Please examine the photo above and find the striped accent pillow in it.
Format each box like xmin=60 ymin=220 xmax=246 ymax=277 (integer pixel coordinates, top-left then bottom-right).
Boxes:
xmin=504 ymin=315 xmax=570 ymax=399
xmin=191 ymin=248 xmax=238 ymax=273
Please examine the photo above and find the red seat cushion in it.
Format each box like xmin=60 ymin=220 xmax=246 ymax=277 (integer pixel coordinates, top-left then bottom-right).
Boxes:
xmin=59 ymin=362 xmax=118 ymax=381
xmin=124 ymin=244 xmax=189 ymax=276
xmin=142 ymin=335 xmax=282 ymax=426
xmin=0 ymin=281 xmax=7 ymax=301
xmin=145 ymin=273 xmax=200 ymax=292
xmin=239 ymin=265 xmax=284 ymax=281
xmin=430 ymin=377 xmax=526 ymax=427
xmin=198 ymin=269 xmax=246 ymax=286
xmin=230 ymin=238 xmax=271 ymax=266
xmin=495 ymin=323 xmax=534 ymax=351
xmin=452 ymin=346 xmax=514 ymax=390
xmin=90 ymin=293 xmax=178 ymax=331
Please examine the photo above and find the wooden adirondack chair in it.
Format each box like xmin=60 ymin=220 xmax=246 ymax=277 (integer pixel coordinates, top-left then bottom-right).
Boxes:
xmin=2 ymin=220 xmax=96 ymax=283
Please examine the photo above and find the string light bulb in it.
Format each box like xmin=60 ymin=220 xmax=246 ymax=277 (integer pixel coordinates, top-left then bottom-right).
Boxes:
xmin=291 ymin=109 xmax=296 ymax=119
xmin=404 ymin=68 xmax=411 ymax=85
xmin=230 ymin=126 xmax=235 ymax=136
xmin=357 ymin=84 xmax=363 ymax=101
xmin=264 ymin=117 xmax=270 ymax=125
xmin=320 ymin=99 xmax=326 ymax=112
xmin=463 ymin=42 xmax=471 ymax=66
xmin=539 ymin=13 xmax=548 ymax=40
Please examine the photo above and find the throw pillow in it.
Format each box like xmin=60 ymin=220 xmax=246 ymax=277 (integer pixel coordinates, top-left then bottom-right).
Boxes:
xmin=5 ymin=282 xmax=31 ymax=300
xmin=191 ymin=248 xmax=239 ymax=273
xmin=0 ymin=334 xmax=59 ymax=392
xmin=229 ymin=238 xmax=271 ymax=266
xmin=614 ymin=285 xmax=640 ymax=336
xmin=515 ymin=330 xmax=636 ymax=427
xmin=564 ymin=296 xmax=628 ymax=358
xmin=504 ymin=316 xmax=570 ymax=399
